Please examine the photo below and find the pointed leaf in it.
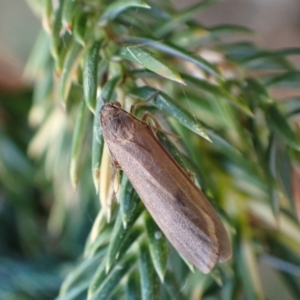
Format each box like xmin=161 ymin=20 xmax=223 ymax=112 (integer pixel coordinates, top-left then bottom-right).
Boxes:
xmin=56 ymin=281 xmax=89 ymax=300
xmin=74 ymin=11 xmax=88 ymax=46
xmin=265 ymin=103 xmax=300 ymax=151
xmin=163 ymin=271 xmax=185 ymax=300
xmin=106 ymin=205 xmax=143 ymax=271
xmin=208 ymin=24 xmax=254 ymax=38
xmin=119 ymin=14 xmax=154 ymax=35
xmin=220 ymin=41 xmax=260 ymax=62
xmin=85 ymin=227 xmax=111 ymax=258
xmin=119 ymin=175 xmax=141 ymax=228
xmin=92 ymin=96 xmax=105 ymax=193
xmin=59 ymin=249 xmax=106 ymax=296
xmin=62 ymin=0 xmax=78 ymax=32
xmin=83 ymin=40 xmax=103 ymax=113
xmin=172 ymin=24 xmax=253 ymax=48
xmin=84 ymin=209 xmax=109 ymax=256
xmin=244 ymin=77 xmax=270 ymax=105
xmin=87 ymin=260 xmax=107 ymax=299
xmin=237 ymin=234 xmax=265 ymax=300
xmin=241 ymin=48 xmax=300 ymax=65
xmin=99 ymin=0 xmax=150 ymax=22
xmin=262 ymin=254 xmax=300 ymax=277
xmin=269 ymin=135 xmax=294 ymax=214
xmin=101 ymin=76 xmax=121 ymax=102
xmin=145 ymin=214 xmax=168 ymax=282
xmin=121 ymin=37 xmax=220 ymax=76
xmin=89 ymin=254 xmax=137 ymax=300
xmin=126 ymin=271 xmax=141 ymax=300
xmin=155 ymin=0 xmax=221 ymax=37
xmin=51 ymin=0 xmax=65 ymax=58
xmin=70 ymin=99 xmax=89 ymax=187
xmin=139 ymin=242 xmax=160 ymax=300
xmin=205 ymin=128 xmax=241 ymax=157
xmin=117 ymin=225 xmax=144 ymax=261
xmin=106 ymin=210 xmax=128 ymax=271
xmin=264 ymin=71 xmax=300 ymax=88
xmin=182 ymin=73 xmax=253 ymax=116
xmin=55 ymin=35 xmax=72 ymax=75
xmin=59 ymin=41 xmax=84 ymax=105
xmin=119 ymin=46 xmax=184 ymax=84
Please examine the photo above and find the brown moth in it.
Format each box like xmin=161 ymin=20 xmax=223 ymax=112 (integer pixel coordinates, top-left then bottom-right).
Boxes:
xmin=100 ymin=101 xmax=232 ymax=273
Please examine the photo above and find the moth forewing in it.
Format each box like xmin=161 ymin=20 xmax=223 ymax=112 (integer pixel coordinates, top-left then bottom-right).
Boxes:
xmin=100 ymin=101 xmax=232 ymax=274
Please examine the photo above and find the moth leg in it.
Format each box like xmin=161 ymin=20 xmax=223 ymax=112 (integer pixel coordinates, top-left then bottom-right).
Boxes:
xmin=104 ymin=145 xmax=121 ymax=170
xmin=142 ymin=111 xmax=180 ymax=141
xmin=105 ymin=179 xmax=115 ymax=222
xmin=110 ymin=158 xmax=121 ymax=170
xmin=130 ymin=90 xmax=160 ymax=114
xmin=106 ymin=148 xmax=123 ymax=195
xmin=130 ymin=90 xmax=180 ymax=140
xmin=142 ymin=111 xmax=162 ymax=129
xmin=111 ymin=167 xmax=121 ymax=196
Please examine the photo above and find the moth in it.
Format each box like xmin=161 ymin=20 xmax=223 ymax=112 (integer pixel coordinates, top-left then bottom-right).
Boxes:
xmin=100 ymin=101 xmax=232 ymax=273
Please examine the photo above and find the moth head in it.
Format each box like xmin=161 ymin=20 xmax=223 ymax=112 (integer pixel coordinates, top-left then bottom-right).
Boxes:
xmin=107 ymin=101 xmax=122 ymax=109
xmin=100 ymin=101 xmax=122 ymax=121
xmin=100 ymin=101 xmax=135 ymax=140
xmin=101 ymin=101 xmax=121 ymax=112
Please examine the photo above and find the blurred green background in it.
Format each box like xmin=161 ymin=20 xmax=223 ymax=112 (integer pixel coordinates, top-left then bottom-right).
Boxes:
xmin=1 ymin=1 xmax=300 ymax=299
